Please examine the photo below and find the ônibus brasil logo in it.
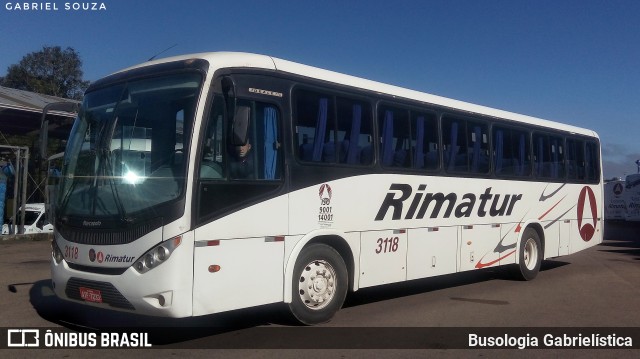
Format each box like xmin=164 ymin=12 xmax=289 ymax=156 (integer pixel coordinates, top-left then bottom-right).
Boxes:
xmin=577 ymin=186 xmax=597 ymax=242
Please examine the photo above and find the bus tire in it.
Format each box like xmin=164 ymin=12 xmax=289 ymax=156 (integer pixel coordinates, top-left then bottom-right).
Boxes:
xmin=515 ymin=227 xmax=542 ymax=281
xmin=288 ymin=243 xmax=348 ymax=325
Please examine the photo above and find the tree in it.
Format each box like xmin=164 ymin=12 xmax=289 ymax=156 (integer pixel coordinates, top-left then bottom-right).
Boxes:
xmin=1 ymin=46 xmax=89 ymax=100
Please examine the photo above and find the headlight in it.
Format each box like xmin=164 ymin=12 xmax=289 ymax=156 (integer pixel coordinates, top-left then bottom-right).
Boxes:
xmin=133 ymin=235 xmax=182 ymax=274
xmin=51 ymin=240 xmax=64 ymax=264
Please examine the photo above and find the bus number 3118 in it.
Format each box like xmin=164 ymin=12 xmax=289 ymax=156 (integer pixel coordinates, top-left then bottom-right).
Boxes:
xmin=376 ymin=237 xmax=399 ymax=254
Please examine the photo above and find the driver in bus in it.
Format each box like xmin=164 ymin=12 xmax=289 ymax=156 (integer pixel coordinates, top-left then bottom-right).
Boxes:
xmin=230 ymin=140 xmax=254 ymax=179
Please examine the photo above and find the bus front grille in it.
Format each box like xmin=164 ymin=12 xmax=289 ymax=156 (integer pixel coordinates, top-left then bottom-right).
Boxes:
xmin=57 ymin=217 xmax=163 ymax=245
xmin=65 ymin=277 xmax=135 ymax=310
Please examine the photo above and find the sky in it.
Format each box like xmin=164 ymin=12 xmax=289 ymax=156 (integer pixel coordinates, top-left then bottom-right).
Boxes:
xmin=1 ymin=0 xmax=639 ymax=179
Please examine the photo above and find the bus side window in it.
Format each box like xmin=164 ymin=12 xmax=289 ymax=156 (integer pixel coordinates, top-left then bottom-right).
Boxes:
xmin=225 ymin=100 xmax=282 ymax=181
xmin=253 ymin=103 xmax=281 ymax=180
xmin=534 ymin=133 xmax=565 ymax=180
xmin=295 ymin=89 xmax=372 ymax=166
xmin=585 ymin=141 xmax=600 ymax=182
xmin=468 ymin=122 xmax=489 ymax=174
xmin=493 ymin=127 xmax=531 ymax=177
xmin=552 ymin=137 xmax=565 ymax=179
xmin=296 ymin=92 xmax=333 ymax=163
xmin=379 ymin=107 xmax=411 ymax=168
xmin=336 ymin=98 xmax=373 ymax=165
xmin=411 ymin=112 xmax=438 ymax=170
xmin=566 ymin=138 xmax=586 ymax=181
xmin=443 ymin=117 xmax=488 ymax=174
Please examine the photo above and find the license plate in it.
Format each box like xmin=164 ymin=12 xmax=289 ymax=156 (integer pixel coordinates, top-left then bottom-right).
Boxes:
xmin=79 ymin=287 xmax=103 ymax=303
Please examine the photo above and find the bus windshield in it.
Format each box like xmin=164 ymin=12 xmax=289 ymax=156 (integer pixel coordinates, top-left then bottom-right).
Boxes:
xmin=57 ymin=72 xmax=202 ymax=221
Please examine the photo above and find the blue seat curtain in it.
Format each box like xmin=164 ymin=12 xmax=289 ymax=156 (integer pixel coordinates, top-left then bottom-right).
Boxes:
xmin=263 ymin=107 xmax=278 ymax=179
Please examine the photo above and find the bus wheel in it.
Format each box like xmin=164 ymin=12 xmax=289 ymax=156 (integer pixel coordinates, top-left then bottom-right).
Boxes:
xmin=515 ymin=228 xmax=542 ymax=281
xmin=289 ymin=243 xmax=348 ymax=325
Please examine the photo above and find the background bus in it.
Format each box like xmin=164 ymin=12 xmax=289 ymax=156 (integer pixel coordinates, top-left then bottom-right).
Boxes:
xmin=604 ymin=177 xmax=627 ymax=221
xmin=45 ymin=52 xmax=603 ymax=325
xmin=604 ymin=174 xmax=640 ymax=222
xmin=623 ymin=174 xmax=640 ymax=221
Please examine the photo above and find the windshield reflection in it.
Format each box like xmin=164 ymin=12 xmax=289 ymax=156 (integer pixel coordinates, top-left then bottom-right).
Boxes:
xmin=58 ymin=72 xmax=202 ymax=220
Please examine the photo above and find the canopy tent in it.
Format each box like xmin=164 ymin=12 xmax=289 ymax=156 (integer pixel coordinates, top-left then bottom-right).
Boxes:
xmin=0 ymin=86 xmax=77 ymax=234
xmin=0 ymin=86 xmax=77 ymax=138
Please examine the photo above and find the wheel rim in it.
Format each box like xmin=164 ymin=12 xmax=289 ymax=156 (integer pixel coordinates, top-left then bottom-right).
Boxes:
xmin=523 ymin=237 xmax=538 ymax=270
xmin=297 ymin=259 xmax=337 ymax=310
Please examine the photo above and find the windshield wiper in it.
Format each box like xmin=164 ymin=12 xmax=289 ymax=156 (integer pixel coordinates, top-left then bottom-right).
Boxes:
xmin=95 ymin=116 xmax=129 ymax=223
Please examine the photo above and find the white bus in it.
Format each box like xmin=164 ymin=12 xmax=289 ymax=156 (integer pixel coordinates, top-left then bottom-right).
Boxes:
xmin=47 ymin=52 xmax=603 ymax=325
xmin=604 ymin=178 xmax=626 ymax=221
xmin=623 ymin=174 xmax=640 ymax=221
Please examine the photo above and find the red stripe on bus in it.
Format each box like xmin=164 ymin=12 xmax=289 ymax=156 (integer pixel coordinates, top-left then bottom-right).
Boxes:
xmin=475 ymin=250 xmax=516 ymax=269
xmin=538 ymin=197 xmax=566 ymax=220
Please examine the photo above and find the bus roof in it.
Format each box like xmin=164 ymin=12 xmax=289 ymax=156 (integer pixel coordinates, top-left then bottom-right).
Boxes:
xmin=119 ymin=52 xmax=598 ymax=139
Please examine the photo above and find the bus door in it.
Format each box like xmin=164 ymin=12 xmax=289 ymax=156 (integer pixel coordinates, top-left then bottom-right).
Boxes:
xmin=192 ymin=77 xmax=287 ymax=315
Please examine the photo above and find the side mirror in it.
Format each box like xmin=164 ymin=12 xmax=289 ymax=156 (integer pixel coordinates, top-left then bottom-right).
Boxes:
xmin=232 ymin=106 xmax=250 ymax=146
xmin=220 ymin=76 xmax=249 ymax=145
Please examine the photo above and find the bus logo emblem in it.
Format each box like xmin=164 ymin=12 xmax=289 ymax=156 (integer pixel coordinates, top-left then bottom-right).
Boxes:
xmin=318 ymin=183 xmax=334 ymax=226
xmin=613 ymin=183 xmax=623 ymax=196
xmin=577 ymin=186 xmax=597 ymax=242
xmin=319 ymin=183 xmax=332 ymax=205
xmin=89 ymin=249 xmax=96 ymax=262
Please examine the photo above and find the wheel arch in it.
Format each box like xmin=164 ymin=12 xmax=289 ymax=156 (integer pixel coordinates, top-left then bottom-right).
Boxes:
xmin=283 ymin=230 xmax=358 ymax=303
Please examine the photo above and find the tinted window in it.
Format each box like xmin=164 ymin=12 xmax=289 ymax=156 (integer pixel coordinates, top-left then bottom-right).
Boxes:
xmin=200 ymin=97 xmax=282 ymax=180
xmin=585 ymin=141 xmax=600 ymax=182
xmin=295 ymin=89 xmax=373 ymax=165
xmin=533 ymin=133 xmax=565 ymax=180
xmin=377 ymin=105 xmax=438 ymax=170
xmin=411 ymin=111 xmax=439 ymax=170
xmin=566 ymin=138 xmax=585 ymax=181
xmin=442 ymin=116 xmax=489 ymax=174
xmin=493 ymin=126 xmax=531 ymax=177
xmin=378 ymin=106 xmax=411 ymax=168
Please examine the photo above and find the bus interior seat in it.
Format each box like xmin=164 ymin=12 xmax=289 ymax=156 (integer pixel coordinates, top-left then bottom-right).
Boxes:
xmin=360 ymin=145 xmax=373 ymax=165
xmin=300 ymin=142 xmax=313 ymax=161
xmin=322 ymin=143 xmax=335 ymax=162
